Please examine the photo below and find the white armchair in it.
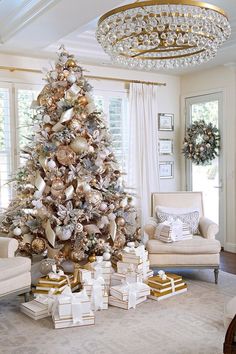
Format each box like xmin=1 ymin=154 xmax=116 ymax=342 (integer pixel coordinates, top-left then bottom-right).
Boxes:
xmin=0 ymin=237 xmax=31 ymax=300
xmin=144 ymin=192 xmax=221 ymax=283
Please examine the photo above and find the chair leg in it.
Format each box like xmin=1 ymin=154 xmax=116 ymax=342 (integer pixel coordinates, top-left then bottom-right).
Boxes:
xmin=24 ymin=292 xmax=30 ymax=302
xmin=214 ymin=268 xmax=219 ymax=284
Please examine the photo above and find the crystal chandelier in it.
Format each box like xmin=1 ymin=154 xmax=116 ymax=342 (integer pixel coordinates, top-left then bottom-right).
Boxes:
xmin=96 ymin=0 xmax=231 ymax=70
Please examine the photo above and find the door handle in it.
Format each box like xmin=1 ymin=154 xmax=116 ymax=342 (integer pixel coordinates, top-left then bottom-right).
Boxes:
xmin=214 ymin=184 xmax=222 ymax=189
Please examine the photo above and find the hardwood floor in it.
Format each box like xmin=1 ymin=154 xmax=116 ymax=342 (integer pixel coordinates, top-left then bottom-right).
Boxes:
xmin=220 ymin=251 xmax=236 ymax=275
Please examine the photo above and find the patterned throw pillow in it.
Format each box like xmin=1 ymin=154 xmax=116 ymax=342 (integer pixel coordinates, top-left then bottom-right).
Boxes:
xmin=156 ymin=210 xmax=200 ymax=235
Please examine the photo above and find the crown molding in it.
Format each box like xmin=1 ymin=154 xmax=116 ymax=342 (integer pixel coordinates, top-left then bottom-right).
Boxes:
xmin=0 ymin=0 xmax=57 ymax=43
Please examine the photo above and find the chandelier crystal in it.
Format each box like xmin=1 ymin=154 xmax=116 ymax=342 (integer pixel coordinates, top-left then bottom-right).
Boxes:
xmin=96 ymin=0 xmax=231 ymax=70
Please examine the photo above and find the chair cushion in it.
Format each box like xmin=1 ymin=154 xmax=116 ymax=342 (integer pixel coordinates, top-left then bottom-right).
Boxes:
xmin=146 ymin=236 xmax=221 ymax=255
xmin=0 ymin=257 xmax=31 ymax=282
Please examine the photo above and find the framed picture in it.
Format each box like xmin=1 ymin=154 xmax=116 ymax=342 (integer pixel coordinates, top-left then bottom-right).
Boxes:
xmin=158 ymin=113 xmax=174 ymax=131
xmin=159 ymin=139 xmax=173 ymax=155
xmin=159 ymin=161 xmax=174 ymax=179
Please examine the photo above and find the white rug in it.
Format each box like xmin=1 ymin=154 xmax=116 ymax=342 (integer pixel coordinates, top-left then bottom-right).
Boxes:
xmin=0 ymin=270 xmax=236 ymax=354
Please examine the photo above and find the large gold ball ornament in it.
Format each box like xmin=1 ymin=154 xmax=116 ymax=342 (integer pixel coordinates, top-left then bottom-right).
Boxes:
xmin=78 ymin=96 xmax=88 ymax=106
xmin=31 ymin=237 xmax=47 ymax=254
xmin=86 ymin=190 xmax=102 ymax=206
xmin=88 ymin=254 xmax=96 ymax=263
xmin=65 ymin=58 xmax=76 ymax=68
xmin=56 ymin=145 xmax=76 ymax=166
xmin=70 ymin=136 xmax=89 ymax=154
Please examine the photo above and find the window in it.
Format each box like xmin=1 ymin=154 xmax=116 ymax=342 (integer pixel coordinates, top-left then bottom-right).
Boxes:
xmin=94 ymin=92 xmax=128 ymax=172
xmin=16 ymin=88 xmax=40 ymax=166
xmin=0 ymin=84 xmax=41 ymax=208
xmin=0 ymin=86 xmax=11 ymax=208
xmin=0 ymin=84 xmax=128 ymax=208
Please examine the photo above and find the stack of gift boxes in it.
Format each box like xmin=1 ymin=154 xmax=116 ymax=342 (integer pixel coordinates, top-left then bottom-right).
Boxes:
xmin=108 ymin=244 xmax=152 ymax=309
xmin=147 ymin=271 xmax=187 ymax=301
xmin=111 ymin=244 xmax=153 ymax=287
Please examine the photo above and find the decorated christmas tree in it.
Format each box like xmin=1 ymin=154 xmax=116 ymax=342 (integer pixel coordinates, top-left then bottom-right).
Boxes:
xmin=0 ymin=47 xmax=140 ymax=263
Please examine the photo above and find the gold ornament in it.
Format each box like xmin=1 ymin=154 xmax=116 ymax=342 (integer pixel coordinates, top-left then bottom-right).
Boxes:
xmin=65 ymin=58 xmax=76 ymax=68
xmin=70 ymin=136 xmax=88 ymax=154
xmin=78 ymin=96 xmax=88 ymax=106
xmin=31 ymin=237 xmax=46 ymax=254
xmin=86 ymin=190 xmax=102 ymax=206
xmin=116 ymin=217 xmax=126 ymax=226
xmin=88 ymin=254 xmax=96 ymax=263
xmin=56 ymin=145 xmax=76 ymax=166
xmin=51 ymin=178 xmax=64 ymax=191
xmin=80 ymin=112 xmax=87 ymax=120
xmin=70 ymin=250 xmax=84 ymax=263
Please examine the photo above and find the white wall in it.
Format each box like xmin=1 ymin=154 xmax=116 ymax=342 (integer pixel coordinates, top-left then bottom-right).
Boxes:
xmin=181 ymin=65 xmax=236 ymax=252
xmin=0 ymin=53 xmax=182 ymax=196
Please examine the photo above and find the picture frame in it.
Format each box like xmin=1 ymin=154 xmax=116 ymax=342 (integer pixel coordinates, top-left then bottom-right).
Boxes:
xmin=159 ymin=139 xmax=173 ymax=155
xmin=158 ymin=113 xmax=174 ymax=131
xmin=159 ymin=161 xmax=174 ymax=179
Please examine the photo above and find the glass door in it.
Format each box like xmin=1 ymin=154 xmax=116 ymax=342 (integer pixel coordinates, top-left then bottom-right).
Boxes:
xmin=185 ymin=93 xmax=224 ymax=245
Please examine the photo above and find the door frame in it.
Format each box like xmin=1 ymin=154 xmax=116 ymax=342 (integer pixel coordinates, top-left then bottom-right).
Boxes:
xmin=182 ymin=90 xmax=226 ymax=247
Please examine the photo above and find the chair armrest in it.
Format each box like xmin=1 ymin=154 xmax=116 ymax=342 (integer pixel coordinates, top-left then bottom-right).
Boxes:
xmin=0 ymin=237 xmax=18 ymax=258
xmin=199 ymin=216 xmax=219 ymax=240
xmin=144 ymin=217 xmax=158 ymax=240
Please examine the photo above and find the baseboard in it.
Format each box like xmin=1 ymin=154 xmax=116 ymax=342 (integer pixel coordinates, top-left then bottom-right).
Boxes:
xmin=224 ymin=242 xmax=236 ymax=253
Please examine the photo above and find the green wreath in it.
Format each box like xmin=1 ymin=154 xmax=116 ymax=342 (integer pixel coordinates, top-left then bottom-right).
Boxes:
xmin=182 ymin=120 xmax=220 ymax=165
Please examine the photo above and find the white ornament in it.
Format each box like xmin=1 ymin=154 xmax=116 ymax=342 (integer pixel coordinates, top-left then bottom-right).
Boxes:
xmin=109 ymin=204 xmax=115 ymax=210
xmin=103 ymin=252 xmax=111 ymax=261
xmin=88 ymin=146 xmax=94 ymax=153
xmin=108 ymin=213 xmax=116 ymax=221
xmin=67 ymin=73 xmax=77 ymax=84
xmin=55 ymin=226 xmax=62 ymax=236
xmin=43 ymin=115 xmax=51 ymax=123
xmin=47 ymin=159 xmax=56 ymax=169
xmin=13 ymin=227 xmax=22 ymax=236
xmin=70 ymin=136 xmax=88 ymax=154
xmin=99 ymin=202 xmax=107 ymax=211
xmin=82 ymin=183 xmax=91 ymax=193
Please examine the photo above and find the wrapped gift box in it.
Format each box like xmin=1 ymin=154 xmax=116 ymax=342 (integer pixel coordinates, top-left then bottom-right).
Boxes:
xmin=111 ymin=272 xmax=143 ymax=286
xmin=147 ymin=271 xmax=187 ymax=301
xmin=53 ymin=310 xmax=95 ymax=329
xmin=110 ymin=282 xmax=150 ymax=302
xmin=20 ymin=300 xmax=49 ymax=320
xmin=108 ymin=295 xmax=147 ymax=310
xmin=57 ymin=289 xmax=91 ymax=319
xmin=117 ymin=261 xmax=149 ymax=275
xmin=122 ymin=250 xmax=148 ymax=265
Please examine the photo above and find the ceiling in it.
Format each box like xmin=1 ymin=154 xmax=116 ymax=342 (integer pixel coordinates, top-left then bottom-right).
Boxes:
xmin=0 ymin=0 xmax=235 ymax=75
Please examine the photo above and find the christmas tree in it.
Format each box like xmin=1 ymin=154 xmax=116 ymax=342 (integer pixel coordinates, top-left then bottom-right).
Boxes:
xmin=0 ymin=47 xmax=140 ymax=263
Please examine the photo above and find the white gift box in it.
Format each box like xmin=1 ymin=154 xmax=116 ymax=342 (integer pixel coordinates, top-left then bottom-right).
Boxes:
xmin=111 ymin=272 xmax=143 ymax=286
xmin=108 ymin=295 xmax=147 ymax=310
xmin=57 ymin=290 xmax=91 ymax=319
xmin=122 ymin=249 xmax=148 ymax=265
xmin=117 ymin=260 xmax=150 ymax=275
xmin=53 ymin=310 xmax=95 ymax=329
xmin=110 ymin=282 xmax=150 ymax=302
xmin=20 ymin=300 xmax=49 ymax=320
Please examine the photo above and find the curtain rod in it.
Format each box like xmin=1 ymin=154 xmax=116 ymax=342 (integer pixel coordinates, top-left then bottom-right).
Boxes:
xmin=0 ymin=65 xmax=166 ymax=87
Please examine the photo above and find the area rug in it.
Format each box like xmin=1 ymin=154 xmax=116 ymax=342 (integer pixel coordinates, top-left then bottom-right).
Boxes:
xmin=0 ymin=270 xmax=236 ymax=354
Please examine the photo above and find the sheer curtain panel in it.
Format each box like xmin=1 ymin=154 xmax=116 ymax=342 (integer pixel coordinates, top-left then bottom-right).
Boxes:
xmin=128 ymin=83 xmax=160 ymax=229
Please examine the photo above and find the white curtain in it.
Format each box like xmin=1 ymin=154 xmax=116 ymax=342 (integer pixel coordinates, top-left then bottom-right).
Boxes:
xmin=128 ymin=83 xmax=160 ymax=228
